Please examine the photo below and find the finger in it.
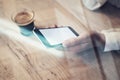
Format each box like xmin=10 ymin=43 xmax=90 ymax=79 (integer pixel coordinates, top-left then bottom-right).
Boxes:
xmin=48 ymin=24 xmax=58 ymax=28
xmin=70 ymin=42 xmax=93 ymax=53
xmin=63 ymin=33 xmax=91 ymax=48
xmin=63 ymin=37 xmax=79 ymax=47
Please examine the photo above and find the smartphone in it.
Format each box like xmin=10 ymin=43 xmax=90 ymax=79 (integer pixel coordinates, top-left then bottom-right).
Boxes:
xmin=33 ymin=26 xmax=79 ymax=47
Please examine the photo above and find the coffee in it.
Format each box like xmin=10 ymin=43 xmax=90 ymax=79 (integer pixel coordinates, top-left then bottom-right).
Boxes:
xmin=14 ymin=11 xmax=34 ymax=26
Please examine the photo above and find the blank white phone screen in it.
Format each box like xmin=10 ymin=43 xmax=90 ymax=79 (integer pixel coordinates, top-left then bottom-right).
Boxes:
xmin=39 ymin=27 xmax=77 ymax=45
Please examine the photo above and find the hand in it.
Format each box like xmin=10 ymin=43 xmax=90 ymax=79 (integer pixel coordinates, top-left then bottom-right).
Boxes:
xmin=62 ymin=31 xmax=105 ymax=53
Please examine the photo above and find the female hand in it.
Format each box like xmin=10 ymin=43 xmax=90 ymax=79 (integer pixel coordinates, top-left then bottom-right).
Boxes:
xmin=62 ymin=31 xmax=105 ymax=53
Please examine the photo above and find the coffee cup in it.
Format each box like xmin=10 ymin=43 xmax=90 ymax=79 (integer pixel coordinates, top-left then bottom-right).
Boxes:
xmin=11 ymin=8 xmax=35 ymax=36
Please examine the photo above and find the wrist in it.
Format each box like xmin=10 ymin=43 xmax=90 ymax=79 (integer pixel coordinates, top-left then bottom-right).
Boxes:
xmin=90 ymin=31 xmax=105 ymax=50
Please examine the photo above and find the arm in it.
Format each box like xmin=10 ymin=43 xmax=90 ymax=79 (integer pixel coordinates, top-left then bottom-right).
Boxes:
xmin=82 ymin=0 xmax=120 ymax=10
xmin=82 ymin=0 xmax=107 ymax=10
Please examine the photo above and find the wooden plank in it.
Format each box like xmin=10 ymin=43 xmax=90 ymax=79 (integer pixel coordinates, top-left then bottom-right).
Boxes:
xmin=0 ymin=0 xmax=4 ymax=17
xmin=0 ymin=0 xmax=120 ymax=80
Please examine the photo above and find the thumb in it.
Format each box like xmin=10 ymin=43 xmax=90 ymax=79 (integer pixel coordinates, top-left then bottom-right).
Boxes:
xmin=62 ymin=32 xmax=91 ymax=48
xmin=62 ymin=36 xmax=83 ymax=48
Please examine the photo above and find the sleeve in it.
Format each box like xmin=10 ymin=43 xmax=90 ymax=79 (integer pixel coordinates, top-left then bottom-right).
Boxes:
xmin=82 ymin=0 xmax=107 ymax=10
xmin=101 ymin=29 xmax=120 ymax=52
xmin=108 ymin=0 xmax=120 ymax=8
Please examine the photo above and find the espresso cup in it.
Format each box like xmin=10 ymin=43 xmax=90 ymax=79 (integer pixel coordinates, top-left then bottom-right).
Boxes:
xmin=11 ymin=8 xmax=35 ymax=36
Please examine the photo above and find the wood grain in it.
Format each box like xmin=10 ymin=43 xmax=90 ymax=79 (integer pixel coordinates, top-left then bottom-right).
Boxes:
xmin=0 ymin=0 xmax=120 ymax=80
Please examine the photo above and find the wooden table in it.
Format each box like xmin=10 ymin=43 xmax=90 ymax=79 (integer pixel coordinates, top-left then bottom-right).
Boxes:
xmin=0 ymin=0 xmax=120 ymax=80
